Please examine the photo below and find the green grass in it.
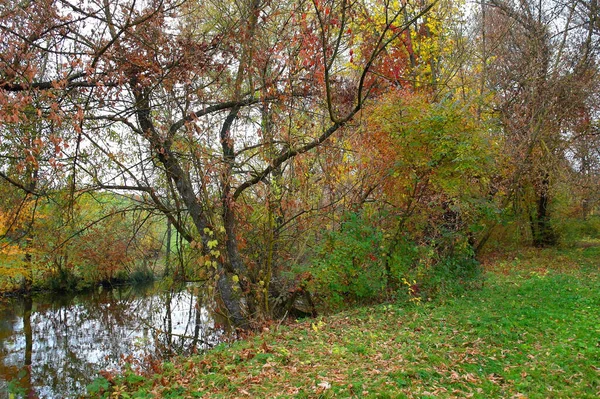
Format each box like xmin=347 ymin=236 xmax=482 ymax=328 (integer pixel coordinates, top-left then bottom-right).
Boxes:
xmin=94 ymin=247 xmax=600 ymax=398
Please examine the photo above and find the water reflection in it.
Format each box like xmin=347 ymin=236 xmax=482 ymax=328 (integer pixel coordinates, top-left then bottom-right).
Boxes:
xmin=0 ymin=283 xmax=226 ymax=398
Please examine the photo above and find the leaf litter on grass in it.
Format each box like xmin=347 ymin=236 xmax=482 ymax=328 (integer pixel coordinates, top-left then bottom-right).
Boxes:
xmin=98 ymin=250 xmax=600 ymax=399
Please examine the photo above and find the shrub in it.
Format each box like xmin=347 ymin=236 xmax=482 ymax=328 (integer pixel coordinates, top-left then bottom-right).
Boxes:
xmin=309 ymin=213 xmax=386 ymax=309
xmin=45 ymin=268 xmax=80 ymax=292
xmin=129 ymin=265 xmax=155 ymax=284
xmin=554 ymin=216 xmax=600 ymax=247
xmin=306 ymin=212 xmax=484 ymax=310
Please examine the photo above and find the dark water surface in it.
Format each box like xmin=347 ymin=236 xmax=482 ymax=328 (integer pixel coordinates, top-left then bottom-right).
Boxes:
xmin=0 ymin=282 xmax=226 ymax=398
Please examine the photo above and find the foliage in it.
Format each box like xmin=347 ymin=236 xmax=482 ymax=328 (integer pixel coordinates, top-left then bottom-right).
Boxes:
xmin=0 ymin=0 xmax=443 ymax=325
xmin=304 ymin=211 xmax=484 ymax=310
xmin=129 ymin=265 xmax=157 ymax=285
xmin=286 ymin=93 xmax=496 ymax=310
xmin=308 ymin=212 xmax=386 ymax=308
xmin=86 ymin=377 xmax=110 ymax=397
xmin=548 ymin=184 xmax=600 ymax=246
xmin=45 ymin=268 xmax=80 ymax=292
xmin=552 ymin=217 xmax=600 ymax=247
xmin=0 ymin=191 xmax=164 ymax=292
xmin=364 ymin=91 xmax=498 ymax=222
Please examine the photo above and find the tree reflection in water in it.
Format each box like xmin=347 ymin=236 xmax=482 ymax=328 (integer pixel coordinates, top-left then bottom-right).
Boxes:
xmin=0 ymin=283 xmax=226 ymax=398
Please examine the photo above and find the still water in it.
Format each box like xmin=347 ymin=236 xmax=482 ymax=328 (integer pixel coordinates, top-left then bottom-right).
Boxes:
xmin=0 ymin=282 xmax=227 ymax=398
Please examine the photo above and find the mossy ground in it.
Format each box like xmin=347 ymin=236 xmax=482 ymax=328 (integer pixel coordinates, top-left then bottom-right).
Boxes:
xmin=91 ymin=245 xmax=600 ymax=398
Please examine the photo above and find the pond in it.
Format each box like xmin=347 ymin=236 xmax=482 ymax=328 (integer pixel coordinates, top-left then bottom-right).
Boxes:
xmin=0 ymin=282 xmax=228 ymax=398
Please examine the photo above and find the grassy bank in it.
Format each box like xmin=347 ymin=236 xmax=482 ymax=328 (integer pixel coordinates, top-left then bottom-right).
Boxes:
xmin=92 ymin=246 xmax=600 ymax=398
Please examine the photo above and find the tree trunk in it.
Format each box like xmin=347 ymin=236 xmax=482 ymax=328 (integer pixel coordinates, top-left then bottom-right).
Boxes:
xmin=132 ymin=87 xmax=249 ymax=328
xmin=531 ymin=174 xmax=557 ymax=247
xmin=217 ymin=273 xmax=249 ymax=329
xmin=165 ymin=218 xmax=172 ymax=276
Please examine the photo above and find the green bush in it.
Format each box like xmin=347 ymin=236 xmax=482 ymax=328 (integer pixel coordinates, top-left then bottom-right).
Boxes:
xmin=387 ymin=229 xmax=482 ymax=301
xmin=554 ymin=216 xmax=600 ymax=246
xmin=307 ymin=212 xmax=484 ymax=310
xmin=129 ymin=265 xmax=155 ymax=284
xmin=46 ymin=268 xmax=80 ymax=292
xmin=309 ymin=213 xmax=386 ymax=308
xmin=86 ymin=377 xmax=110 ymax=396
xmin=419 ymin=253 xmax=482 ymax=299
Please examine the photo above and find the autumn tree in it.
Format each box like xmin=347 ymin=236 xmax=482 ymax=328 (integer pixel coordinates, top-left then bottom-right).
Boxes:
xmin=476 ymin=0 xmax=600 ymax=246
xmin=0 ymin=0 xmax=437 ymax=326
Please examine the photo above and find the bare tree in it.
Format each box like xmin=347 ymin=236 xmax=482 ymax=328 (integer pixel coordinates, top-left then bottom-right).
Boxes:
xmin=480 ymin=0 xmax=599 ymax=246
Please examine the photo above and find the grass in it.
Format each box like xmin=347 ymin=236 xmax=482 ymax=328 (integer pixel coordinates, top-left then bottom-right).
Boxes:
xmin=93 ymin=245 xmax=600 ymax=398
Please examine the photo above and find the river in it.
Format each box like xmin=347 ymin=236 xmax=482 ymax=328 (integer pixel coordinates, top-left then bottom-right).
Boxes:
xmin=0 ymin=282 xmax=228 ymax=398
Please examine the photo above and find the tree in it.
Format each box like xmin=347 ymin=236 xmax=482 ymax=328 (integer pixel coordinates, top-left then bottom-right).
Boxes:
xmin=477 ymin=0 xmax=599 ymax=246
xmin=0 ymin=0 xmax=437 ymax=326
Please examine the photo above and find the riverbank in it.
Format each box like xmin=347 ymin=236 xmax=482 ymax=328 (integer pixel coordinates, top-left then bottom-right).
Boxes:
xmin=93 ymin=245 xmax=600 ymax=398
xmin=0 ymin=266 xmax=158 ymax=301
